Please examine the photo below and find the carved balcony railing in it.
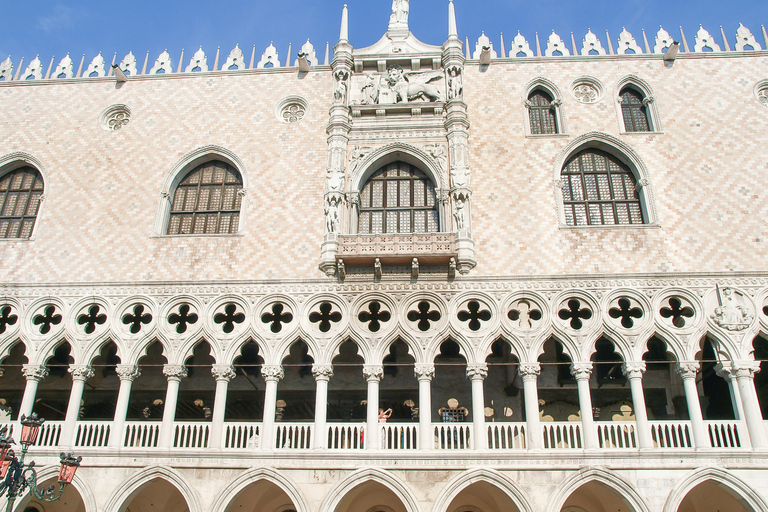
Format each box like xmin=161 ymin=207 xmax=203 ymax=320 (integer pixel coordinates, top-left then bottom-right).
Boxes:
xmin=123 ymin=421 xmax=161 ymax=448
xmin=542 ymin=422 xmax=582 ymax=449
xmin=649 ymin=421 xmax=693 ymax=448
xmin=433 ymin=423 xmax=472 ymax=450
xmin=74 ymin=421 xmax=111 ymax=448
xmin=596 ymin=421 xmax=637 ymax=449
xmin=487 ymin=423 xmax=526 ymax=450
xmin=36 ymin=420 xmax=64 ymax=448
xmin=173 ymin=422 xmax=210 ymax=449
xmin=381 ymin=423 xmax=418 ymax=450
xmin=223 ymin=422 xmax=260 ymax=449
xmin=706 ymin=421 xmax=743 ymax=448
xmin=275 ymin=422 xmax=313 ymax=449
xmin=337 ymin=233 xmax=457 ymax=264
xmin=327 ymin=423 xmax=365 ymax=450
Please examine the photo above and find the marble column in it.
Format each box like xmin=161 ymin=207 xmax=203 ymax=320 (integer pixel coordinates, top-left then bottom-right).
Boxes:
xmin=519 ymin=363 xmax=542 ymax=450
xmin=110 ymin=365 xmax=141 ymax=448
xmin=414 ymin=364 xmax=435 ymax=450
xmin=312 ymin=364 xmax=333 ymax=449
xmin=363 ymin=365 xmax=383 ymax=450
xmin=676 ymin=362 xmax=710 ymax=448
xmin=61 ymin=365 xmax=95 ymax=447
xmin=19 ymin=365 xmax=49 ymax=419
xmin=209 ymin=365 xmax=236 ymax=449
xmin=622 ymin=361 xmax=652 ymax=449
xmin=466 ymin=363 xmax=488 ymax=450
xmin=733 ymin=361 xmax=767 ymax=449
xmin=159 ymin=364 xmax=188 ymax=448
xmin=260 ymin=365 xmax=285 ymax=451
xmin=571 ymin=363 xmax=597 ymax=449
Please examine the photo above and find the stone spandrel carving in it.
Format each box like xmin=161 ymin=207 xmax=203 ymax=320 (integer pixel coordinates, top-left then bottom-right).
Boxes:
xmin=84 ymin=53 xmax=106 ymax=77
xmin=150 ymin=50 xmax=173 ymax=74
xmin=545 ymin=31 xmax=570 ymax=56
xmin=710 ymin=286 xmax=754 ymax=331
xmin=446 ymin=66 xmax=463 ymax=100
xmin=348 ymin=146 xmax=372 ymax=175
xmin=654 ymin=26 xmax=675 ymax=54
xmin=423 ymin=144 xmax=447 ymax=169
xmin=0 ymin=57 xmax=12 ymax=81
xmin=694 ymin=25 xmax=721 ymax=52
xmin=333 ymin=70 xmax=349 ymax=105
xmin=257 ymin=43 xmax=280 ymax=69
xmin=512 ymin=31 xmax=533 ymax=57
xmin=581 ymin=29 xmax=606 ymax=55
xmin=185 ymin=47 xmax=209 ymax=72
xmin=224 ymin=44 xmax=246 ymax=70
xmin=119 ymin=52 xmax=138 ymax=76
xmin=53 ymin=54 xmax=74 ymax=79
xmin=617 ymin=28 xmax=643 ymax=54
xmin=736 ymin=23 xmax=762 ymax=51
xmin=23 ymin=56 xmax=43 ymax=80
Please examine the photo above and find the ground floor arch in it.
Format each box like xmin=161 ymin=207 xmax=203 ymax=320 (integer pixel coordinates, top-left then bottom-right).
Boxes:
xmin=664 ymin=468 xmax=768 ymax=512
xmin=548 ymin=469 xmax=650 ymax=512
xmin=117 ymin=478 xmax=190 ymax=512
xmin=319 ymin=469 xmax=419 ymax=512
xmin=13 ymin=478 xmax=85 ymax=512
xmin=104 ymin=466 xmax=201 ymax=512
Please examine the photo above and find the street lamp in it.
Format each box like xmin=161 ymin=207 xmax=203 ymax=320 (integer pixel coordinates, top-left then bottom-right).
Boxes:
xmin=0 ymin=413 xmax=83 ymax=512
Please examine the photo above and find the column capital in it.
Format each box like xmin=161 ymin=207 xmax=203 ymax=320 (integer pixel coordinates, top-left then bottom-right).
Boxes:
xmin=570 ymin=362 xmax=593 ymax=380
xmin=211 ymin=365 xmax=236 ymax=382
xmin=116 ymin=364 xmax=141 ymax=382
xmin=312 ymin=364 xmax=334 ymax=381
xmin=676 ymin=361 xmax=700 ymax=380
xmin=22 ymin=364 xmax=48 ymax=382
xmin=466 ymin=363 xmax=488 ymax=381
xmin=622 ymin=361 xmax=646 ymax=379
xmin=363 ymin=365 xmax=384 ymax=382
xmin=261 ymin=365 xmax=285 ymax=382
xmin=163 ymin=364 xmax=188 ymax=381
xmin=519 ymin=363 xmax=541 ymax=380
xmin=732 ymin=360 xmax=762 ymax=379
xmin=414 ymin=363 xmax=435 ymax=381
xmin=68 ymin=365 xmax=95 ymax=382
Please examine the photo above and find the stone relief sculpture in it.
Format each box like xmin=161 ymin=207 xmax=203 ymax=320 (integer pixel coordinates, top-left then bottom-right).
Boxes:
xmin=710 ymin=287 xmax=754 ymax=331
xmin=360 ymin=73 xmax=381 ymax=105
xmin=453 ymin=197 xmax=466 ymax=230
xmin=447 ymin=66 xmax=463 ymax=100
xmin=325 ymin=197 xmax=341 ymax=234
xmin=385 ymin=64 xmax=443 ymax=103
xmin=348 ymin=146 xmax=372 ymax=175
xmin=333 ymin=70 xmax=349 ymax=105
xmin=391 ymin=0 xmax=409 ymax=24
xmin=424 ymin=144 xmax=447 ymax=169
xmin=326 ymin=167 xmax=344 ymax=192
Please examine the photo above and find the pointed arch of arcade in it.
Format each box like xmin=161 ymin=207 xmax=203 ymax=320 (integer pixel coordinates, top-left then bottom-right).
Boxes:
xmin=103 ymin=465 xmax=202 ymax=512
xmin=348 ymin=142 xmax=447 ymax=193
xmin=14 ymin=465 xmax=98 ymax=512
xmin=318 ymin=468 xmax=420 ymax=512
xmin=662 ymin=467 xmax=768 ymax=512
xmin=209 ymin=468 xmax=310 ymax=512
xmin=546 ymin=468 xmax=651 ymax=512
xmin=430 ymin=468 xmax=534 ymax=512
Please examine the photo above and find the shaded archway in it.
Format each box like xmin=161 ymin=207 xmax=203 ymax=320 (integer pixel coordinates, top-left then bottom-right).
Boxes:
xmin=332 ymin=480 xmax=408 ymax=512
xmin=0 ymin=342 xmax=28 ymax=420
xmin=484 ymin=339 xmax=522 ymax=422
xmin=641 ymin=337 xmax=684 ymax=420
xmin=227 ymin=340 xmax=265 ymax=421
xmin=14 ymin=476 xmax=85 ymax=512
xmin=117 ymin=477 xmax=191 ymax=512
xmin=445 ymin=481 xmax=522 ymax=512
xmin=81 ymin=341 xmax=121 ymax=421
xmin=751 ymin=335 xmax=767 ymax=418
xmin=277 ymin=340 xmax=314 ymax=421
xmin=696 ymin=337 xmax=735 ymax=420
xmin=381 ymin=339 xmax=418 ymax=422
xmin=222 ymin=479 xmax=298 ymax=512
xmin=127 ymin=341 xmax=168 ymax=421
xmin=537 ymin=337 xmax=580 ymax=444
xmin=676 ymin=480 xmax=754 ymax=512
xmin=177 ymin=340 xmax=216 ymax=421
xmin=328 ymin=340 xmax=366 ymax=422
xmin=560 ymin=480 xmax=640 ymax=512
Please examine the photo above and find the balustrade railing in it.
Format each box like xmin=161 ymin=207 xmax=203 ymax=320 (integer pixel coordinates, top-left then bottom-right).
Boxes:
xmin=275 ymin=423 xmax=312 ymax=449
xmin=381 ymin=423 xmax=418 ymax=450
xmin=433 ymin=423 xmax=471 ymax=449
xmin=74 ymin=421 xmax=111 ymax=447
xmin=596 ymin=422 xmax=637 ymax=449
xmin=542 ymin=422 xmax=582 ymax=449
xmin=35 ymin=421 xmax=63 ymax=448
xmin=707 ymin=421 xmax=743 ymax=448
xmin=123 ymin=421 xmax=161 ymax=448
xmin=649 ymin=421 xmax=693 ymax=448
xmin=487 ymin=423 xmax=526 ymax=450
xmin=223 ymin=422 xmax=260 ymax=449
xmin=173 ymin=422 xmax=210 ymax=449
xmin=327 ymin=423 xmax=365 ymax=450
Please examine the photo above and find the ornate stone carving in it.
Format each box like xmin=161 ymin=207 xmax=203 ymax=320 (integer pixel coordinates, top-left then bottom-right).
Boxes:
xmin=325 ymin=195 xmax=342 ymax=234
xmin=53 ymin=54 xmax=74 ymax=79
xmin=512 ymin=31 xmax=534 ymax=57
xmin=757 ymin=85 xmax=768 ymax=107
xmin=223 ymin=44 xmax=246 ymax=70
xmin=453 ymin=196 xmax=466 ymax=231
xmin=508 ymin=299 xmax=543 ymax=330
xmin=473 ymin=33 xmax=497 ymax=59
xmin=710 ymin=286 xmax=754 ymax=331
xmin=617 ymin=28 xmax=643 ymax=54
xmin=654 ymin=26 xmax=675 ymax=54
xmin=414 ymin=364 xmax=435 ymax=381
xmin=185 ymin=47 xmax=209 ymax=72
xmin=622 ymin=361 xmax=646 ymax=378
xmin=118 ymin=52 xmax=138 ymax=76
xmin=545 ymin=31 xmax=570 ymax=56
xmin=446 ymin=66 xmax=463 ymax=100
xmin=149 ymin=50 xmax=173 ymax=75
xmin=348 ymin=146 xmax=372 ymax=175
xmin=570 ymin=363 xmax=593 ymax=380
xmin=23 ymin=56 xmax=43 ymax=80
xmin=0 ymin=57 xmax=12 ymax=81
xmin=359 ymin=73 xmax=381 ymax=105
xmin=732 ymin=361 xmax=762 ymax=379
xmin=735 ymin=23 xmax=762 ymax=51
xmin=390 ymin=0 xmax=409 ymax=25
xmin=84 ymin=53 xmax=106 ymax=77
xmin=312 ymin=364 xmax=334 ymax=380
xmin=211 ymin=365 xmax=236 ymax=381
xmin=581 ymin=29 xmax=606 ymax=55
xmin=385 ymin=65 xmax=443 ymax=103
xmin=257 ymin=43 xmax=280 ymax=69
xmin=694 ymin=25 xmax=721 ymax=52
xmin=261 ymin=365 xmax=285 ymax=382
xmin=363 ymin=365 xmax=384 ymax=381
xmin=333 ymin=70 xmax=349 ymax=105
xmin=280 ymin=101 xmax=307 ymax=124
xmin=676 ymin=362 xmax=699 ymax=380
xmin=519 ymin=363 xmax=541 ymax=378
xmin=116 ymin=365 xmax=141 ymax=381
xmin=163 ymin=364 xmax=188 ymax=380
xmin=101 ymin=104 xmax=132 ymax=132
xmin=69 ymin=365 xmax=95 ymax=381
xmin=22 ymin=365 xmax=49 ymax=381
xmin=572 ymin=82 xmax=599 ymax=103
xmin=466 ymin=363 xmax=488 ymax=380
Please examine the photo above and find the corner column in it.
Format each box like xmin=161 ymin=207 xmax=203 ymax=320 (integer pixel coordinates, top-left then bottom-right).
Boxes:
xmin=260 ymin=365 xmax=284 ymax=451
xmin=312 ymin=364 xmax=333 ymax=449
xmin=519 ymin=363 xmax=542 ymax=450
xmin=414 ymin=363 xmax=435 ymax=450
xmin=733 ymin=361 xmax=767 ymax=449
xmin=622 ymin=361 xmax=653 ymax=449
xmin=110 ymin=364 xmax=141 ymax=448
xmin=363 ymin=365 xmax=383 ymax=450
xmin=466 ymin=363 xmax=488 ymax=450
xmin=19 ymin=365 xmax=48 ymax=419
xmin=209 ymin=365 xmax=236 ymax=449
xmin=571 ymin=363 xmax=597 ymax=449
xmin=159 ymin=364 xmax=188 ymax=449
xmin=676 ymin=362 xmax=710 ymax=448
xmin=61 ymin=365 xmax=95 ymax=447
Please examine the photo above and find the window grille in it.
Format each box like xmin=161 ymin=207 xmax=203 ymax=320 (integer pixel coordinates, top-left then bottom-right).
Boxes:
xmin=528 ymin=89 xmax=558 ymax=134
xmin=358 ymin=162 xmax=438 ymax=235
xmin=620 ymin=88 xmax=651 ymax=132
xmin=167 ymin=161 xmax=243 ymax=235
xmin=0 ymin=167 xmax=43 ymax=239
xmin=561 ymin=150 xmax=644 ymax=226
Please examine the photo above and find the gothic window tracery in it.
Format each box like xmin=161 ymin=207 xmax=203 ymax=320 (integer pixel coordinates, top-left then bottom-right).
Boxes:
xmin=167 ymin=160 xmax=243 ymax=235
xmin=619 ymin=87 xmax=652 ymax=132
xmin=0 ymin=166 xmax=44 ymax=239
xmin=358 ymin=161 xmax=438 ymax=235
xmin=561 ymin=150 xmax=644 ymax=226
xmin=528 ymin=89 xmax=558 ymax=135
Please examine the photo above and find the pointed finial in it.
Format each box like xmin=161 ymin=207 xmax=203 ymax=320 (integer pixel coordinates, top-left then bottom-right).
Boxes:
xmin=340 ymin=4 xmax=349 ymax=43
xmin=448 ymin=0 xmax=458 ymax=40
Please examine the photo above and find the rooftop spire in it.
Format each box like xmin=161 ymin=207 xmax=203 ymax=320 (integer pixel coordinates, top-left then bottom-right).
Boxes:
xmin=339 ymin=4 xmax=349 ymax=43
xmin=448 ymin=0 xmax=458 ymax=40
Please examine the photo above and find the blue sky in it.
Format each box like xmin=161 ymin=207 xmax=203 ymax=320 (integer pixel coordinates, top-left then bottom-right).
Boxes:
xmin=1 ymin=0 xmax=766 ymax=70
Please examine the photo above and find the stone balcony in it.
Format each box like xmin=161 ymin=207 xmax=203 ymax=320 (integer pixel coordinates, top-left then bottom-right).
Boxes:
xmin=336 ymin=233 xmax=457 ymax=265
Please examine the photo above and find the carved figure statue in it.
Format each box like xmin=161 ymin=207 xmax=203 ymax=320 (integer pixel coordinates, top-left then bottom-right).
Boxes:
xmin=325 ymin=200 xmax=340 ymax=233
xmin=386 ymin=65 xmax=443 ymax=103
xmin=447 ymin=67 xmax=463 ymax=100
xmin=360 ymin=73 xmax=380 ymax=105
xmin=711 ymin=287 xmax=753 ymax=331
xmin=391 ymin=0 xmax=409 ymax=24
xmin=453 ymin=198 xmax=466 ymax=230
xmin=333 ymin=70 xmax=349 ymax=105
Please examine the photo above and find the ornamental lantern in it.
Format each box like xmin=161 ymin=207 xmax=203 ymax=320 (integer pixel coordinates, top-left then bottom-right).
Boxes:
xmin=57 ymin=453 xmax=82 ymax=485
xmin=19 ymin=413 xmax=44 ymax=447
xmin=0 ymin=449 xmax=13 ymax=479
xmin=0 ymin=430 xmax=12 ymax=464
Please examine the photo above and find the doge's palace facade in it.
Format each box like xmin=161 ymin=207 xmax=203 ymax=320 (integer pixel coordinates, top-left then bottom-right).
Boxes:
xmin=0 ymin=2 xmax=768 ymax=512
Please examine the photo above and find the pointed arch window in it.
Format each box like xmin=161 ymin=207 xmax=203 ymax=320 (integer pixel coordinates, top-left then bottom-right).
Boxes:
xmin=619 ymin=87 xmax=652 ymax=132
xmin=528 ymin=89 xmax=558 ymax=135
xmin=358 ymin=162 xmax=438 ymax=234
xmin=0 ymin=167 xmax=44 ymax=239
xmin=561 ymin=149 xmax=644 ymax=226
xmin=167 ymin=160 xmax=243 ymax=235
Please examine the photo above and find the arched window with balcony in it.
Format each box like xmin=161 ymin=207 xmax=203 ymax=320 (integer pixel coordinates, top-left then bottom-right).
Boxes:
xmin=0 ymin=166 xmax=44 ymax=239
xmin=358 ymin=161 xmax=438 ymax=235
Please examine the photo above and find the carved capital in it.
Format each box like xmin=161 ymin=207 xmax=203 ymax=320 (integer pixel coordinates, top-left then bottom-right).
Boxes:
xmin=554 ymin=179 xmax=565 ymax=190
xmin=519 ymin=363 xmax=541 ymax=379
xmin=22 ymin=365 xmax=49 ymax=382
xmin=550 ymin=98 xmax=563 ymax=107
xmin=676 ymin=361 xmax=700 ymax=380
xmin=570 ymin=362 xmax=593 ymax=380
xmin=116 ymin=364 xmax=141 ymax=382
xmin=312 ymin=364 xmax=334 ymax=381
xmin=163 ymin=364 xmax=188 ymax=380
xmin=466 ymin=363 xmax=488 ymax=380
xmin=211 ymin=365 xmax=236 ymax=382
xmin=642 ymin=96 xmax=655 ymax=106
xmin=523 ymin=99 xmax=534 ymax=108
xmin=261 ymin=365 xmax=285 ymax=382
xmin=69 ymin=365 xmax=95 ymax=382
xmin=414 ymin=363 xmax=435 ymax=381
xmin=363 ymin=365 xmax=384 ymax=382
xmin=622 ymin=361 xmax=646 ymax=379
xmin=732 ymin=361 xmax=762 ymax=379
xmin=635 ymin=178 xmax=650 ymax=191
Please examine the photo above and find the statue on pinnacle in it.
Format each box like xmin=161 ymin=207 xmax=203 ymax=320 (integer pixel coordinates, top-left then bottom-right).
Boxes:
xmin=391 ymin=0 xmax=409 ymax=25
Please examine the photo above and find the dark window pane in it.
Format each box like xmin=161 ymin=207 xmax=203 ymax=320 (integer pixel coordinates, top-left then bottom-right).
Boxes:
xmin=0 ymin=167 xmax=43 ymax=239
xmin=528 ymin=89 xmax=558 ymax=135
xmin=620 ymin=88 xmax=651 ymax=132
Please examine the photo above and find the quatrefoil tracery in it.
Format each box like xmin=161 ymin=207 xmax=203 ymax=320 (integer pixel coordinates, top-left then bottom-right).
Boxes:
xmin=508 ymin=299 xmax=542 ymax=330
xmin=261 ymin=303 xmax=293 ymax=333
xmin=558 ymin=299 xmax=593 ymax=330
xmin=609 ymin=298 xmax=644 ymax=329
xmin=214 ymin=303 xmax=246 ymax=334
xmin=0 ymin=306 xmax=18 ymax=334
xmin=660 ymin=297 xmax=694 ymax=328
xmin=358 ymin=301 xmax=391 ymax=332
xmin=122 ymin=304 xmax=152 ymax=334
xmin=168 ymin=304 xmax=199 ymax=334
xmin=309 ymin=302 xmax=342 ymax=333
xmin=407 ymin=301 xmax=441 ymax=332
xmin=33 ymin=305 xmax=62 ymax=335
xmin=457 ymin=301 xmax=492 ymax=331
